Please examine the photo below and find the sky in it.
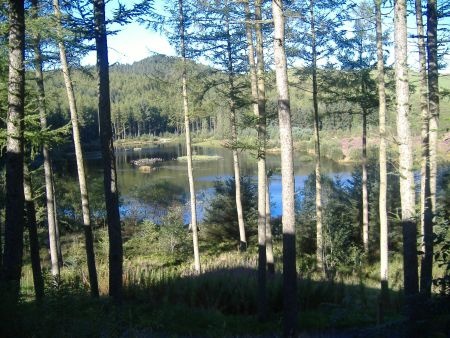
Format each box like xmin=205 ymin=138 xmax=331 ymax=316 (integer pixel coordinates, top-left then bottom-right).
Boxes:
xmin=81 ymin=0 xmax=449 ymax=72
xmin=81 ymin=0 xmax=175 ymax=66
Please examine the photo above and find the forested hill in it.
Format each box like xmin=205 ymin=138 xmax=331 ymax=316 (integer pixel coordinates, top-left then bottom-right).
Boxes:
xmin=43 ymin=54 xmax=450 ymax=145
xmin=111 ymin=54 xmax=182 ymax=77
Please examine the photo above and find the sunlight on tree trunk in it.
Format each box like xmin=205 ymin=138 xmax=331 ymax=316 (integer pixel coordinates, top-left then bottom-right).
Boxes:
xmin=179 ymin=0 xmax=201 ymax=273
xmin=272 ymin=0 xmax=298 ymax=335
xmin=53 ymin=0 xmax=99 ymax=297
xmin=421 ymin=0 xmax=439 ymax=298
xmin=243 ymin=0 xmax=266 ymax=320
xmin=308 ymin=0 xmax=324 ymax=270
xmin=3 ymin=0 xmax=26 ymax=300
xmin=362 ymin=108 xmax=369 ymax=254
xmin=224 ymin=8 xmax=247 ymax=253
xmin=394 ymin=0 xmax=419 ymax=309
xmin=265 ymin=181 xmax=274 ymax=275
xmin=375 ymin=0 xmax=388 ymax=323
xmin=30 ymin=0 xmax=61 ymax=277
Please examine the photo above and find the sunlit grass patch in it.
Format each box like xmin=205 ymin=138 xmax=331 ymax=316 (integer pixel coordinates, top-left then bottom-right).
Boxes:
xmin=177 ymin=155 xmax=223 ymax=161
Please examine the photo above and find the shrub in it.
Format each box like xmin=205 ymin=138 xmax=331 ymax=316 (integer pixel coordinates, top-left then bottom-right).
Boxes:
xmin=203 ymin=177 xmax=257 ymax=248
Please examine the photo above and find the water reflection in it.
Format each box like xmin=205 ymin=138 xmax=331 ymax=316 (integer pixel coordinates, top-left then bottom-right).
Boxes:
xmin=74 ymin=143 xmax=354 ymax=223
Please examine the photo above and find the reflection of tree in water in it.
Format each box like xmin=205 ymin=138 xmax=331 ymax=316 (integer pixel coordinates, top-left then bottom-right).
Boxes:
xmin=131 ymin=180 xmax=187 ymax=223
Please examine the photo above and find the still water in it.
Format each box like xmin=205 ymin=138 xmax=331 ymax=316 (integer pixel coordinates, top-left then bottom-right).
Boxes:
xmin=65 ymin=143 xmax=354 ymax=223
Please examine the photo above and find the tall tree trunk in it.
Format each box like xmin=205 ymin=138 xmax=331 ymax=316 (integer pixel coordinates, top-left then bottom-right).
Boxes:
xmin=2 ymin=0 xmax=25 ymax=300
xmin=309 ymin=0 xmax=324 ymax=270
xmin=53 ymin=0 xmax=99 ymax=297
xmin=421 ymin=0 xmax=439 ymax=298
xmin=244 ymin=0 xmax=266 ymax=319
xmin=23 ymin=164 xmax=45 ymax=302
xmin=224 ymin=10 xmax=247 ymax=252
xmin=427 ymin=0 xmax=438 ymax=220
xmin=255 ymin=0 xmax=273 ymax=275
xmin=272 ymin=0 xmax=297 ymax=335
xmin=415 ymin=0 xmax=429 ymax=254
xmin=375 ymin=0 xmax=389 ymax=322
xmin=394 ymin=0 xmax=419 ymax=302
xmin=30 ymin=0 xmax=61 ymax=277
xmin=93 ymin=0 xmax=123 ymax=301
xmin=362 ymin=108 xmax=369 ymax=254
xmin=179 ymin=0 xmax=201 ymax=273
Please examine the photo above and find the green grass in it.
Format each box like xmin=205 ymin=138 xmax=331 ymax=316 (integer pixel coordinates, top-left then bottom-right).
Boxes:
xmin=11 ymin=217 xmax=450 ymax=337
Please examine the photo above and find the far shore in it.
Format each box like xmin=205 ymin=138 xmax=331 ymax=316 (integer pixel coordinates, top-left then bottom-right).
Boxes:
xmin=112 ymin=132 xmax=450 ymax=163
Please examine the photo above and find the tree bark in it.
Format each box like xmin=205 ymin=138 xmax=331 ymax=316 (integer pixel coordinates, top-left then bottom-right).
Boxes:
xmin=30 ymin=0 xmax=61 ymax=277
xmin=23 ymin=164 xmax=45 ymax=302
xmin=179 ymin=0 xmax=201 ymax=273
xmin=272 ymin=0 xmax=297 ymax=335
xmin=255 ymin=0 xmax=273 ymax=274
xmin=93 ymin=0 xmax=123 ymax=301
xmin=308 ymin=0 xmax=324 ymax=270
xmin=244 ymin=0 xmax=266 ymax=320
xmin=375 ymin=0 xmax=389 ymax=322
xmin=2 ymin=0 xmax=26 ymax=299
xmin=421 ymin=0 xmax=439 ymax=298
xmin=51 ymin=169 xmax=63 ymax=267
xmin=53 ymin=0 xmax=99 ymax=297
xmin=394 ymin=0 xmax=418 ymax=299
xmin=362 ymin=108 xmax=369 ymax=254
xmin=266 ymin=179 xmax=275 ymax=275
xmin=415 ymin=0 xmax=429 ymax=257
xmin=224 ymin=11 xmax=247 ymax=253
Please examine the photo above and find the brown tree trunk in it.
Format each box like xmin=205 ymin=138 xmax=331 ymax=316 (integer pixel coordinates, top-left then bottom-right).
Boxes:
xmin=394 ymin=0 xmax=419 ymax=302
xmin=375 ymin=0 xmax=389 ymax=322
xmin=53 ymin=0 xmax=99 ymax=297
xmin=2 ymin=0 xmax=26 ymax=300
xmin=94 ymin=0 xmax=123 ymax=301
xmin=179 ymin=0 xmax=201 ymax=273
xmin=23 ymin=164 xmax=45 ymax=302
xmin=272 ymin=0 xmax=297 ymax=335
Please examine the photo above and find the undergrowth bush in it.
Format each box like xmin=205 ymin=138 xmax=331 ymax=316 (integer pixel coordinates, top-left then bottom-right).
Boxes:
xmin=202 ymin=177 xmax=257 ymax=249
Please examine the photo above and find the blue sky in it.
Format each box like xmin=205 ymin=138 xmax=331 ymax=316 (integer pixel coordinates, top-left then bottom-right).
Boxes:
xmin=81 ymin=0 xmax=449 ymax=72
xmin=81 ymin=0 xmax=175 ymax=65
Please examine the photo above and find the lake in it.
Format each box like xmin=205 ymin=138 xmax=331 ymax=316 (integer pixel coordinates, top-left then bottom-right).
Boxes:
xmin=61 ymin=143 xmax=355 ymax=224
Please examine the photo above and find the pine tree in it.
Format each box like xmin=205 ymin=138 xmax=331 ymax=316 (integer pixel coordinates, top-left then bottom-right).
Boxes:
xmin=2 ymin=0 xmax=26 ymax=300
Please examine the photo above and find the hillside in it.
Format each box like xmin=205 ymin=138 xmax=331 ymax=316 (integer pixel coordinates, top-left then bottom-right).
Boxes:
xmin=42 ymin=55 xmax=450 ymax=146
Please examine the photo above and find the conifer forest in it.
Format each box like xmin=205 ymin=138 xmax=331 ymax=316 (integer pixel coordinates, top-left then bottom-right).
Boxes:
xmin=0 ymin=0 xmax=450 ymax=337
